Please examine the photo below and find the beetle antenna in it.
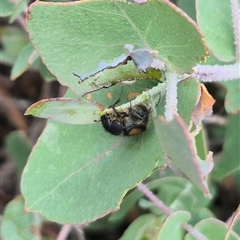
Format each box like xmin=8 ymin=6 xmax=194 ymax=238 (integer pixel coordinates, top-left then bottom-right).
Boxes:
xmin=111 ymin=86 xmax=124 ymax=115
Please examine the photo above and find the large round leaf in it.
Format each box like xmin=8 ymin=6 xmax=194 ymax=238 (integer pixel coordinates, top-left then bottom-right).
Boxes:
xmin=26 ymin=0 xmax=207 ymax=96
xmin=21 ymin=119 xmax=163 ymax=223
xmin=21 ymin=84 xmax=164 ymax=224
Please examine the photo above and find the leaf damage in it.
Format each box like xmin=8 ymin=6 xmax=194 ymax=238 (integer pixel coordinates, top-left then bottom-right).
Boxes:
xmin=191 ymin=83 xmax=215 ymax=126
xmin=73 ymin=44 xmax=165 ymax=96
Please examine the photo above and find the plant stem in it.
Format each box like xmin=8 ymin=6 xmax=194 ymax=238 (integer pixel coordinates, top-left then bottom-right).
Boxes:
xmin=182 ymin=223 xmax=208 ymax=240
xmin=192 ymin=63 xmax=240 ymax=82
xmin=103 ymin=82 xmax=166 ymax=114
xmin=137 ymin=182 xmax=172 ymax=216
xmin=56 ymin=224 xmax=72 ymax=240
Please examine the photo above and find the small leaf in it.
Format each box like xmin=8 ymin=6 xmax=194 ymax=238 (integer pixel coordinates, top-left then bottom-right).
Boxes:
xmin=0 ymin=27 xmax=29 ymax=64
xmin=158 ymin=211 xmax=191 ymax=240
xmin=6 ymin=131 xmax=31 ymax=175
xmin=177 ymin=77 xmax=200 ymax=125
xmin=1 ymin=0 xmax=15 ymax=17
xmin=196 ymin=0 xmax=235 ymax=62
xmin=153 ymin=115 xmax=212 ymax=197
xmin=1 ymin=196 xmax=43 ymax=240
xmin=25 ymin=98 xmax=104 ymax=124
xmin=195 ymin=128 xmax=208 ymax=160
xmin=9 ymin=0 xmax=28 ymax=24
xmin=177 ymin=0 xmax=196 ymax=21
xmin=10 ymin=43 xmax=35 ymax=80
xmin=212 ymin=113 xmax=240 ymax=180
xmin=185 ymin=218 xmax=240 ymax=240
xmin=225 ymin=88 xmax=240 ymax=114
xmin=155 ymin=177 xmax=215 ymax=225
xmin=119 ymin=214 xmax=159 ymax=240
xmin=222 ymin=80 xmax=240 ymax=114
xmin=38 ymin=59 xmax=56 ymax=82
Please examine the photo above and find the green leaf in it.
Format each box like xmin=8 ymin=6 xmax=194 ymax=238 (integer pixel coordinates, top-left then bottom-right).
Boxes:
xmin=0 ymin=0 xmax=15 ymax=17
xmin=153 ymin=115 xmax=213 ymax=196
xmin=185 ymin=218 xmax=240 ymax=240
xmin=21 ymin=87 xmax=165 ymax=223
xmin=25 ymin=98 xmax=104 ymax=124
xmin=21 ymin=120 xmax=164 ymax=223
xmin=154 ymin=179 xmax=215 ymax=224
xmin=37 ymin=58 xmax=56 ymax=82
xmin=109 ymin=177 xmax=187 ymax=222
xmin=9 ymin=0 xmax=28 ymax=24
xmin=24 ymin=76 xmax=161 ymax=124
xmin=157 ymin=211 xmax=191 ymax=240
xmin=26 ymin=0 xmax=206 ymax=95
xmin=110 ymin=177 xmax=214 ymax=225
xmin=177 ymin=0 xmax=196 ymax=21
xmin=196 ymin=0 xmax=235 ymax=62
xmin=225 ymin=87 xmax=240 ymax=114
xmin=119 ymin=214 xmax=159 ymax=240
xmin=212 ymin=113 xmax=240 ymax=180
xmin=6 ymin=131 xmax=32 ymax=175
xmin=0 ymin=27 xmax=29 ymax=65
xmin=10 ymin=43 xmax=35 ymax=80
xmin=195 ymin=128 xmax=208 ymax=160
xmin=1 ymin=196 xmax=43 ymax=240
xmin=222 ymin=80 xmax=240 ymax=114
xmin=177 ymin=77 xmax=200 ymax=125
